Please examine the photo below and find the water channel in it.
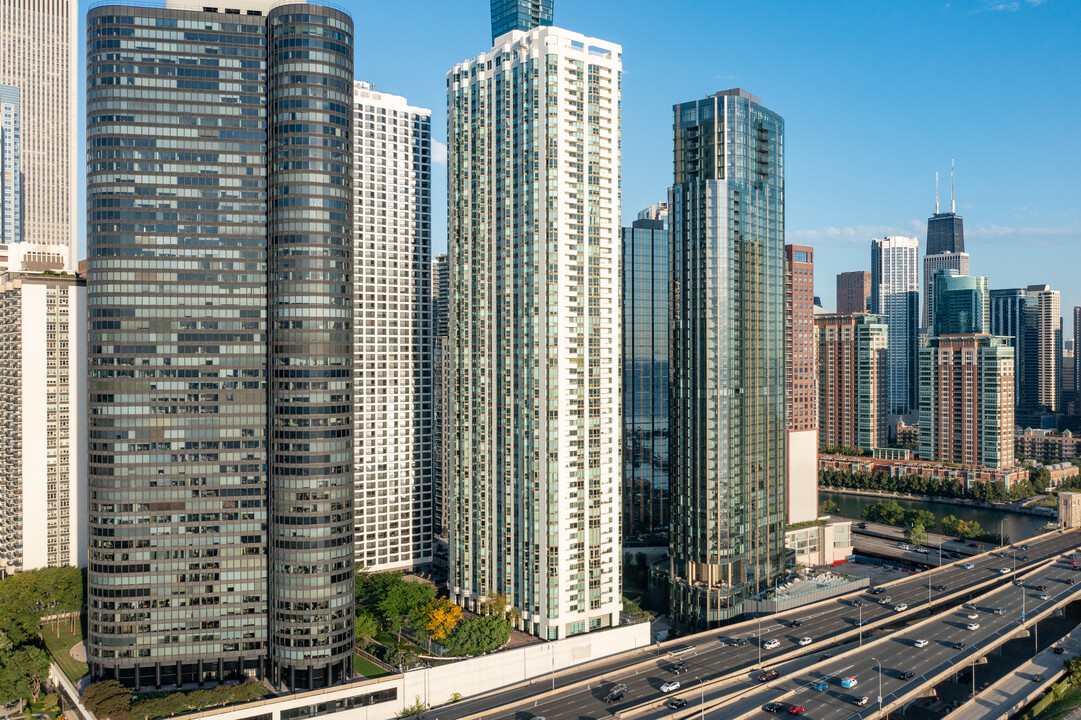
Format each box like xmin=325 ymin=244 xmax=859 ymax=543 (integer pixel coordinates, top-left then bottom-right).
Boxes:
xmin=819 ymin=490 xmax=1053 ymax=542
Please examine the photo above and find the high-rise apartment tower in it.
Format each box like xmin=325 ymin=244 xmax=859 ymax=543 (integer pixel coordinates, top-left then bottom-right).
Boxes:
xmin=871 ymin=236 xmax=920 ymax=418
xmin=785 ymin=245 xmax=817 ymax=525
xmin=490 ymin=0 xmax=553 ymax=42
xmin=447 ymin=25 xmax=623 ymax=639
xmin=931 ymin=269 xmax=989 ymax=337
xmin=669 ymin=89 xmax=786 ymax=628
xmin=816 ymin=313 xmax=888 ymax=453
xmin=86 ymin=2 xmax=355 ymax=690
xmin=836 ymin=270 xmax=870 ymax=314
xmin=0 ymin=85 xmax=20 ymax=245
xmin=922 ymin=251 xmax=969 ymax=328
xmin=351 ymin=81 xmax=433 ymax=572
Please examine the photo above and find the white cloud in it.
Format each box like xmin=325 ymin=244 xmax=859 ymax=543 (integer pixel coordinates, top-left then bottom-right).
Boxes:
xmin=432 ymin=140 xmax=447 ymax=165
xmin=787 ymin=223 xmax=919 ymax=246
xmin=966 ymin=224 xmax=1081 ymax=247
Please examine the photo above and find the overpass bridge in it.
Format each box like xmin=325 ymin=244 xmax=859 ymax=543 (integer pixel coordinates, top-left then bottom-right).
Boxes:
xmin=418 ymin=528 xmax=1081 ymax=720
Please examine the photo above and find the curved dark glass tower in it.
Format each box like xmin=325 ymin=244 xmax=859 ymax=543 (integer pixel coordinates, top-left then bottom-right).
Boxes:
xmin=86 ymin=1 xmax=353 ymax=692
xmin=266 ymin=4 xmax=355 ymax=690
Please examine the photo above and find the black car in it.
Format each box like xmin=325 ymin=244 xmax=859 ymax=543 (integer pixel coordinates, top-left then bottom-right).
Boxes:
xmin=954 ymin=641 xmax=967 ymax=650
xmin=788 ymin=619 xmax=802 ymax=627
xmin=1020 ymin=544 xmax=1030 ymax=550
xmin=1019 ymin=555 xmax=1029 ymax=561
xmin=1055 ymin=646 xmax=1067 ymax=655
xmin=731 ymin=637 xmax=747 ymax=647
xmin=604 ymin=691 xmax=624 ymax=704
xmin=666 ymin=698 xmax=687 ymax=709
xmin=764 ymin=702 xmax=783 ymax=713
xmin=819 ymin=653 xmax=833 ymax=661
xmin=932 ymin=585 xmax=946 ymax=591
xmin=1033 ymin=674 xmax=1045 ymax=682
xmin=851 ymin=599 xmax=863 ymax=607
xmin=672 ymin=661 xmax=689 ymax=674
xmin=871 ymin=587 xmax=885 ymax=594
xmin=1037 ymin=585 xmax=1047 ymax=592
xmin=900 ymin=671 xmax=915 ymax=680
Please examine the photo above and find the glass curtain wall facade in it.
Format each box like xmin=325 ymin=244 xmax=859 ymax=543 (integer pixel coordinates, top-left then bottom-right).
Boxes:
xmin=431 ymin=253 xmax=449 ymax=542
xmin=622 ymin=213 xmax=669 ymax=539
xmin=991 ymin=286 xmax=1063 ymax=423
xmin=490 ymin=0 xmax=553 ymax=42
xmin=86 ymin=3 xmax=354 ymax=691
xmin=922 ymin=251 xmax=969 ymax=329
xmin=447 ymin=26 xmax=623 ymax=640
xmin=669 ymin=89 xmax=786 ymax=629
xmin=931 ymin=269 xmax=989 ymax=337
xmin=0 ymin=84 xmax=20 ymax=244
xmin=926 ymin=211 xmax=965 ymax=255
xmin=871 ymin=236 xmax=919 ymax=417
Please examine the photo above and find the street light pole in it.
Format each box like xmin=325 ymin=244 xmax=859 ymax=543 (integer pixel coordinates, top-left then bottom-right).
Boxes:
xmin=757 ymin=618 xmax=762 ymax=668
xmin=873 ymin=656 xmax=883 ymax=712
xmin=859 ymin=605 xmax=863 ymax=647
xmin=696 ymin=676 xmax=705 ymax=719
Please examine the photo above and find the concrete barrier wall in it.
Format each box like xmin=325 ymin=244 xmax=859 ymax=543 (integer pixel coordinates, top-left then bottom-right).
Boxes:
xmin=125 ymin=622 xmax=651 ymax=720
xmin=744 ymin=577 xmax=870 ymax=616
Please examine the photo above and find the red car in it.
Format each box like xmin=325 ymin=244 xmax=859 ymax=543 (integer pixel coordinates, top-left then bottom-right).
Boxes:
xmin=759 ymin=669 xmax=780 ymax=682
xmin=788 ymin=706 xmax=805 ymax=715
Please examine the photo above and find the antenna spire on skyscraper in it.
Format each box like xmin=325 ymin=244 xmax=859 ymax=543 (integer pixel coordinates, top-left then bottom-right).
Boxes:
xmin=951 ymin=158 xmax=956 ymax=214
xmin=935 ymin=171 xmax=940 ymax=214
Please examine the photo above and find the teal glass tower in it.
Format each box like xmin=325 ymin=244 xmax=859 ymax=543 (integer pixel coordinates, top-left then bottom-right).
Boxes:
xmin=668 ymin=89 xmax=786 ymax=629
xmin=931 ymin=269 xmax=989 ymax=336
xmin=490 ymin=0 xmax=553 ymax=41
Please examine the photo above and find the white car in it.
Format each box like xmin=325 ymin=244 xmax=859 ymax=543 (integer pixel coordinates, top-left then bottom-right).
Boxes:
xmin=967 ymin=613 xmax=979 ymax=619
xmin=894 ymin=603 xmax=908 ymax=612
xmin=1000 ymin=568 xmax=1011 ymax=574
xmin=798 ymin=637 xmax=812 ymax=646
xmin=967 ymin=623 xmax=980 ymax=631
xmin=914 ymin=639 xmax=929 ymax=648
xmin=661 ymin=681 xmax=681 ymax=693
xmin=963 ymin=563 xmax=975 ymax=569
xmin=763 ymin=639 xmax=780 ymax=650
xmin=1040 ymin=593 xmax=1051 ymax=600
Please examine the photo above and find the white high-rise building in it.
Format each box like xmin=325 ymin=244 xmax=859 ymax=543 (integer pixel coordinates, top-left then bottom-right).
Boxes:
xmin=0 ymin=270 xmax=85 ymax=573
xmin=352 ymin=81 xmax=433 ymax=571
xmin=0 ymin=85 xmax=21 ymax=246
xmin=447 ymin=25 xmax=623 ymax=639
xmin=923 ymin=250 xmax=969 ymax=329
xmin=0 ymin=0 xmax=77 ymax=267
xmin=871 ymin=236 xmax=920 ymax=418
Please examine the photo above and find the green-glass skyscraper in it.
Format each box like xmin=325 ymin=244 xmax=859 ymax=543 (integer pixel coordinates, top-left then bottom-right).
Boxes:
xmin=931 ymin=269 xmax=990 ymax=336
xmin=669 ymin=89 xmax=786 ymax=628
xmin=490 ymin=0 xmax=553 ymax=42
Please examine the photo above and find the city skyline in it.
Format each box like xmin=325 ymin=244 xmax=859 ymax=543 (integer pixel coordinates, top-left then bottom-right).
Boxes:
xmin=71 ymin=0 xmax=1081 ymax=327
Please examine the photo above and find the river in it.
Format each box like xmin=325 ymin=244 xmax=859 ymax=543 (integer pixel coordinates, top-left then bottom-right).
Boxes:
xmin=819 ymin=490 xmax=1052 ymax=542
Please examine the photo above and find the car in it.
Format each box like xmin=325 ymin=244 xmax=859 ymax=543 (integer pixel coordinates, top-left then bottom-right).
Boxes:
xmin=819 ymin=653 xmax=834 ymax=661
xmin=1019 ymin=555 xmax=1029 ymax=561
xmin=963 ymin=562 xmax=975 ymax=569
xmin=1038 ymin=585 xmax=1047 ymax=591
xmin=1000 ymin=568 xmax=1011 ymax=574
xmin=798 ymin=636 xmax=813 ymax=646
xmin=994 ymin=607 xmax=1006 ymax=615
xmin=1068 ymin=578 xmax=1076 ymax=585
xmin=870 ymin=587 xmax=885 ymax=594
xmin=1021 ymin=544 xmax=1029 ymax=550
xmin=811 ymin=681 xmax=828 ymax=691
xmin=1041 ymin=593 xmax=1051 ymax=600
xmin=1015 ymin=580 xmax=1024 ymax=586
xmin=731 ymin=637 xmax=747 ymax=646
xmin=851 ymin=599 xmax=863 ymax=607
xmin=1073 ymin=565 xmax=1080 ymax=572
xmin=759 ymin=669 xmax=781 ymax=682
xmin=969 ymin=543 xmax=980 ymax=548
xmin=857 ymin=522 xmax=867 ymax=529
xmin=967 ymin=622 xmax=980 ymax=631
xmin=787 ymin=619 xmax=803 ymax=627
xmin=1033 ymin=674 xmax=1045 ymax=682
xmin=963 ymin=602 xmax=976 ymax=609
xmin=954 ymin=641 xmax=967 ymax=650
xmin=1055 ymin=646 xmax=1067 ymax=655
xmin=853 ymin=696 xmax=869 ymax=707
xmin=914 ymin=638 xmax=930 ymax=648
xmin=1073 ymin=560 xmax=1079 ymax=567
xmin=763 ymin=702 xmax=783 ymax=713
xmin=672 ymin=662 xmax=689 ymax=674
xmin=660 ymin=681 xmax=681 ymax=693
xmin=763 ymin=639 xmax=781 ymax=650
xmin=611 ymin=684 xmax=627 ymax=694
xmin=932 ymin=585 xmax=947 ymax=591
xmin=900 ymin=671 xmax=915 ymax=680
xmin=967 ymin=613 xmax=979 ymax=619
xmin=894 ymin=603 xmax=908 ymax=612
xmin=665 ymin=698 xmax=687 ymax=709
xmin=604 ymin=691 xmax=624 ymax=704
xmin=841 ymin=676 xmax=859 ymax=688
xmin=787 ymin=706 xmax=805 ymax=715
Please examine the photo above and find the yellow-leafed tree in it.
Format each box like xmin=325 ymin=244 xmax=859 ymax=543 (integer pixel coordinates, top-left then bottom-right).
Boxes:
xmin=425 ymin=598 xmax=462 ymax=642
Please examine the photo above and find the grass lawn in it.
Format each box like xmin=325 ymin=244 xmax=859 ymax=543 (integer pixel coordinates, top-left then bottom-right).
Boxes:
xmin=41 ymin=615 xmax=88 ymax=683
xmin=353 ymin=654 xmax=392 ymax=679
xmin=1029 ymin=682 xmax=1081 ymax=719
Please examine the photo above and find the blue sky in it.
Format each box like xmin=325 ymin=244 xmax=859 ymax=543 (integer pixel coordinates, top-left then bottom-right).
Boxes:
xmin=77 ymin=0 xmax=1081 ymax=335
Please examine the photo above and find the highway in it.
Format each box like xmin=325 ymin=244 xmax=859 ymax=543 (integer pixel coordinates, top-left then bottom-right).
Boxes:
xmin=420 ymin=528 xmax=1081 ymax=720
xmin=709 ymin=547 xmax=1081 ymax=719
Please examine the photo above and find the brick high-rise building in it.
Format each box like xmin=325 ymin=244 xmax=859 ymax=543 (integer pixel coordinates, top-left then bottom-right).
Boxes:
xmin=836 ymin=270 xmax=870 ymax=314
xmin=816 ymin=313 xmax=888 ymax=454
xmin=785 ymin=245 xmax=817 ymax=524
xmin=919 ymin=335 xmax=1015 ymax=469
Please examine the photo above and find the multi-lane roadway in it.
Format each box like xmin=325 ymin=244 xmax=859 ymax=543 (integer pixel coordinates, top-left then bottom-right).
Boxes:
xmin=420 ymin=528 xmax=1081 ymax=720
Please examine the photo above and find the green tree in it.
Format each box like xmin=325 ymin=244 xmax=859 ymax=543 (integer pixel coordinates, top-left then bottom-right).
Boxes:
xmin=397 ymin=696 xmax=427 ymax=718
xmin=903 ymin=509 xmax=936 ymax=531
xmin=355 ymin=611 xmax=380 ymax=645
xmin=819 ymin=499 xmax=839 ymax=514
xmin=1031 ymin=466 xmax=1052 ymax=494
xmin=376 ymin=577 xmax=435 ymax=642
xmin=445 ymin=614 xmax=512 ymax=656
xmin=941 ymin=515 xmax=984 ymax=539
xmin=862 ymin=501 xmax=906 ymax=526
xmin=1065 ymin=656 xmax=1081 ymax=684
xmin=904 ymin=522 xmax=928 ymax=548
xmin=81 ymin=680 xmax=132 ymax=719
